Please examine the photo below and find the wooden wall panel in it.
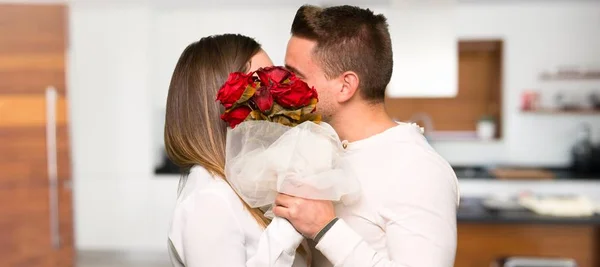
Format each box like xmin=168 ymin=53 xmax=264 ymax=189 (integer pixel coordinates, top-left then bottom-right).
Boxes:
xmin=0 ymin=70 xmax=66 ymax=95
xmin=0 ymin=187 xmax=53 ymax=267
xmin=0 ymin=4 xmax=72 ymax=266
xmin=0 ymin=5 xmax=66 ymax=53
xmin=0 ymin=126 xmax=71 ymax=188
xmin=0 ymin=95 xmax=68 ymax=126
xmin=0 ymin=54 xmax=65 ymax=70
xmin=0 ymin=180 xmax=75 ymax=267
xmin=456 ymin=224 xmax=599 ymax=267
xmin=0 ymin=5 xmax=67 ymax=96
xmin=55 ymin=186 xmax=73 ymax=267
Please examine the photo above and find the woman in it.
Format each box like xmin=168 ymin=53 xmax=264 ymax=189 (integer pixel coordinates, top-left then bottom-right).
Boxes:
xmin=165 ymin=34 xmax=307 ymax=266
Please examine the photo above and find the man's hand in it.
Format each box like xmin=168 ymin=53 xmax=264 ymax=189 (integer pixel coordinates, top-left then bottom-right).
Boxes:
xmin=273 ymin=193 xmax=336 ymax=239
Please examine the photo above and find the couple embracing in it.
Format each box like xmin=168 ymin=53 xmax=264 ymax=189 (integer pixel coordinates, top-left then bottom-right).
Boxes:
xmin=165 ymin=4 xmax=459 ymax=267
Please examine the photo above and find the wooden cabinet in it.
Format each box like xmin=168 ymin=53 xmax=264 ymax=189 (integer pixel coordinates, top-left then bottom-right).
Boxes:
xmin=456 ymin=223 xmax=600 ymax=267
xmin=0 ymin=4 xmax=73 ymax=267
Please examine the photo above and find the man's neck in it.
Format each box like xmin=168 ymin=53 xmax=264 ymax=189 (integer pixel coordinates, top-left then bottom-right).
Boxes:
xmin=329 ymin=102 xmax=397 ymax=143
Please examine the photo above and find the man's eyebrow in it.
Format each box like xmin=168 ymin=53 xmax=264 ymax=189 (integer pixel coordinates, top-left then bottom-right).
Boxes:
xmin=285 ymin=64 xmax=305 ymax=78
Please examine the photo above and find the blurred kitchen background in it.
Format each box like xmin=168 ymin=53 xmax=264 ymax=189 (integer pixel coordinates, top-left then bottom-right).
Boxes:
xmin=1 ymin=0 xmax=600 ymax=266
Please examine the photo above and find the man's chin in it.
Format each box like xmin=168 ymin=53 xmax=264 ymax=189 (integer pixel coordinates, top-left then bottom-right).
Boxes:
xmin=320 ymin=115 xmax=332 ymax=123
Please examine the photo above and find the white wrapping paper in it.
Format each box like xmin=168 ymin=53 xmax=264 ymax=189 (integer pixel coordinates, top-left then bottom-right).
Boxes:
xmin=225 ymin=120 xmax=360 ymax=216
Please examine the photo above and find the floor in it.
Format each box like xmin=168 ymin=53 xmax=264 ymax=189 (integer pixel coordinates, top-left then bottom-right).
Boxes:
xmin=76 ymin=251 xmax=171 ymax=267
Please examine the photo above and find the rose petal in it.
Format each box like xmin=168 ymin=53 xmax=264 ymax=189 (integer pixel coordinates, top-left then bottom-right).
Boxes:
xmin=221 ymin=106 xmax=252 ymax=128
xmin=270 ymin=78 xmax=313 ymax=108
xmin=256 ymin=66 xmax=290 ymax=85
xmin=253 ymin=85 xmax=274 ymax=112
xmin=216 ymin=72 xmax=254 ymax=108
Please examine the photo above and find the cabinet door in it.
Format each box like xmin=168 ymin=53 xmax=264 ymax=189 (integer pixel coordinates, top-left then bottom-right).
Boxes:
xmin=0 ymin=4 xmax=72 ymax=267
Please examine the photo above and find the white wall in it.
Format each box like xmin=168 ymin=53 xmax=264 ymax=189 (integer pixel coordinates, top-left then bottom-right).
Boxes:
xmin=69 ymin=2 xmax=320 ymax=253
xmin=68 ymin=1 xmax=600 ymax=252
xmin=433 ymin=1 xmax=600 ymax=166
xmin=150 ymin=7 xmax=301 ymax=165
xmin=69 ymin=3 xmax=178 ymax=251
xmin=150 ymin=1 xmax=600 ymax=167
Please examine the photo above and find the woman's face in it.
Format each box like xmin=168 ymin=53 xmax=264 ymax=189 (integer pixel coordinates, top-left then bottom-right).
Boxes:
xmin=248 ymin=49 xmax=274 ymax=73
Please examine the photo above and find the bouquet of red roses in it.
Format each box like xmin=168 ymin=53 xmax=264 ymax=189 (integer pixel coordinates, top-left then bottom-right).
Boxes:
xmin=216 ymin=66 xmax=360 ymax=216
xmin=217 ymin=66 xmax=321 ymax=129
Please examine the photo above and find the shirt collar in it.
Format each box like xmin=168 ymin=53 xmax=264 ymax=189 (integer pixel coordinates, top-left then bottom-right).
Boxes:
xmin=342 ymin=122 xmax=424 ymax=151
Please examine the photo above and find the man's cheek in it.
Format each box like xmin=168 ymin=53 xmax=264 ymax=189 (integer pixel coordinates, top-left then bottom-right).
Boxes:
xmin=304 ymin=79 xmax=317 ymax=89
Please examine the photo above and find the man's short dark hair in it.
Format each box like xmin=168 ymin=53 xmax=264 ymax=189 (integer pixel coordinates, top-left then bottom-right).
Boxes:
xmin=291 ymin=5 xmax=393 ymax=102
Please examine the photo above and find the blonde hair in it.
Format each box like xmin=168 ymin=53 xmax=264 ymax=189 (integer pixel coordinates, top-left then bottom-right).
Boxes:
xmin=164 ymin=34 xmax=309 ymax=261
xmin=165 ymin=34 xmax=269 ymax=226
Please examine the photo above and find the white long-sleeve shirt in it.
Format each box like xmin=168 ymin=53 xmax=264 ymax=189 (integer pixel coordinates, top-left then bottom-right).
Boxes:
xmin=311 ymin=123 xmax=460 ymax=267
xmin=168 ymin=166 xmax=306 ymax=267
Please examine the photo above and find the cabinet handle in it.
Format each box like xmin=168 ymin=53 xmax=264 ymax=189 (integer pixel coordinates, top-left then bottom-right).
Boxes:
xmin=46 ymin=86 xmax=60 ymax=249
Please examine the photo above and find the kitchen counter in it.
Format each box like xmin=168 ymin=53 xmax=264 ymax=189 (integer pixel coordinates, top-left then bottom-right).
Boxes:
xmin=456 ymin=198 xmax=600 ymax=267
xmin=458 ymin=197 xmax=600 ymax=225
xmin=453 ymin=166 xmax=600 ymax=180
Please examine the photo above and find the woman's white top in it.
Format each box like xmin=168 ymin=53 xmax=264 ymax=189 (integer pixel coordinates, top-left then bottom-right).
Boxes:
xmin=168 ymin=166 xmax=306 ymax=267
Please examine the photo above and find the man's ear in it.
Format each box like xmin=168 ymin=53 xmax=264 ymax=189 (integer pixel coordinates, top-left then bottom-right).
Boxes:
xmin=336 ymin=71 xmax=360 ymax=103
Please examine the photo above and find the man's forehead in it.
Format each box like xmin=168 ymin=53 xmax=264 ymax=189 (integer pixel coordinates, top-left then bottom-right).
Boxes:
xmin=287 ymin=36 xmax=316 ymax=52
xmin=285 ymin=37 xmax=317 ymax=77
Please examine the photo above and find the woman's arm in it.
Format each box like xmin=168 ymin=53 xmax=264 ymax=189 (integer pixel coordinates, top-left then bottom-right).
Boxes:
xmin=247 ymin=216 xmax=305 ymax=266
xmin=182 ymin=191 xmax=304 ymax=267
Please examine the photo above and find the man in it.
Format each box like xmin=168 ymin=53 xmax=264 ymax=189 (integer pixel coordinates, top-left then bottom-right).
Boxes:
xmin=273 ymin=5 xmax=460 ymax=267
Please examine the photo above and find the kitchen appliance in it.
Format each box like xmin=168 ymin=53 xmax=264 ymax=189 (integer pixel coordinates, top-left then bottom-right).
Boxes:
xmin=571 ymin=123 xmax=594 ymax=174
xmin=592 ymin=144 xmax=600 ymax=174
xmin=589 ymin=91 xmax=600 ymax=110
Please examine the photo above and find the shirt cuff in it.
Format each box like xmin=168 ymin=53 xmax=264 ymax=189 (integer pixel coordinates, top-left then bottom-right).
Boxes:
xmin=270 ymin=217 xmax=304 ymax=254
xmin=315 ymin=219 xmax=362 ymax=266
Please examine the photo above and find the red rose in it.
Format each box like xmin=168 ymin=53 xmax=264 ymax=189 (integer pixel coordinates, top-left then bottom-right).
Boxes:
xmin=270 ymin=76 xmax=317 ymax=109
xmin=216 ymin=72 xmax=254 ymax=109
xmin=256 ymin=66 xmax=291 ymax=85
xmin=220 ymin=106 xmax=252 ymax=128
xmin=253 ymin=85 xmax=273 ymax=112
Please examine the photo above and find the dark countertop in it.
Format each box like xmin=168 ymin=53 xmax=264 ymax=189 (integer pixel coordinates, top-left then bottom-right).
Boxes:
xmin=453 ymin=165 xmax=600 ymax=180
xmin=458 ymin=197 xmax=600 ymax=225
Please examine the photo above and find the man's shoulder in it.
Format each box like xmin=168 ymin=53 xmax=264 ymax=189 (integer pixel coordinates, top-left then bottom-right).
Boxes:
xmin=392 ymin=141 xmax=456 ymax=181
xmin=362 ymin=141 xmax=460 ymax=205
xmin=373 ymin=137 xmax=451 ymax=167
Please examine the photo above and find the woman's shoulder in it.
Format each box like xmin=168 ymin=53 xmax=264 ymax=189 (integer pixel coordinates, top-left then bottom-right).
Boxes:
xmin=168 ymin=166 xmax=249 ymax=264
xmin=177 ymin=165 xmax=245 ymax=213
xmin=169 ymin=165 xmax=247 ymax=236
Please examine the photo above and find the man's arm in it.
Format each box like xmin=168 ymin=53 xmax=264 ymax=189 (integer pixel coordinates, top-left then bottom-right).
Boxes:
xmin=275 ymin=154 xmax=459 ymax=267
xmin=314 ymin=202 xmax=457 ymax=267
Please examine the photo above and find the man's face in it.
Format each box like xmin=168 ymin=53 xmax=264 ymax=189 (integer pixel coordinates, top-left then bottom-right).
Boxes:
xmin=285 ymin=36 xmax=338 ymax=121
